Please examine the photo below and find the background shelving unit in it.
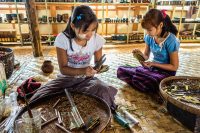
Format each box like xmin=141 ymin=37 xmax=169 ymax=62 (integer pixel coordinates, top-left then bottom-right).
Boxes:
xmin=0 ymin=1 xmax=25 ymax=45
xmin=155 ymin=0 xmax=200 ymax=43
xmin=35 ymin=2 xmax=151 ymax=44
xmin=0 ymin=0 xmax=152 ymax=45
xmin=0 ymin=0 xmax=199 ymax=45
xmin=101 ymin=3 xmax=150 ymax=44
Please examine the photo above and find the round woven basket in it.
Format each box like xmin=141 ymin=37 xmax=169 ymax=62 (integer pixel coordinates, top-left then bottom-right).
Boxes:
xmin=0 ymin=47 xmax=14 ymax=79
xmin=15 ymin=92 xmax=111 ymax=133
xmin=160 ymin=76 xmax=200 ymax=115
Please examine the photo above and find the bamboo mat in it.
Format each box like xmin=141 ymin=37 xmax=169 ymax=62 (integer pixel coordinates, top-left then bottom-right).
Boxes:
xmin=6 ymin=49 xmax=200 ymax=133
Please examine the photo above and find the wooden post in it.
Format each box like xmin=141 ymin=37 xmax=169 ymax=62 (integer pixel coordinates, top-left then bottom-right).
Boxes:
xmin=177 ymin=0 xmax=185 ymax=38
xmin=25 ymin=0 xmax=43 ymax=57
xmin=115 ymin=5 xmax=118 ymax=34
xmin=132 ymin=6 xmax=140 ymax=31
xmin=9 ymin=5 xmax=15 ymax=29
xmin=105 ymin=4 xmax=108 ymax=35
xmin=50 ymin=5 xmax=58 ymax=34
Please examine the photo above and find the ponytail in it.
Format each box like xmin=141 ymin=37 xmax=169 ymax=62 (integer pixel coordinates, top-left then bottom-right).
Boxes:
xmin=161 ymin=15 xmax=178 ymax=37
xmin=142 ymin=9 xmax=178 ymax=37
xmin=63 ymin=17 xmax=75 ymax=51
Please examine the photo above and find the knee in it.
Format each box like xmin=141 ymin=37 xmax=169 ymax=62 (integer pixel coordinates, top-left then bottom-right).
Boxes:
xmin=96 ymin=81 xmax=117 ymax=94
xmin=117 ymin=66 xmax=128 ymax=78
xmin=94 ymin=80 xmax=108 ymax=90
xmin=117 ymin=67 xmax=123 ymax=76
xmin=117 ymin=66 xmax=124 ymax=73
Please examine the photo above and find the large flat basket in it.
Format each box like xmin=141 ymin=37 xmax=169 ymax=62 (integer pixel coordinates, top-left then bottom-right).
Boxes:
xmin=15 ymin=92 xmax=111 ymax=133
xmin=160 ymin=76 xmax=200 ymax=115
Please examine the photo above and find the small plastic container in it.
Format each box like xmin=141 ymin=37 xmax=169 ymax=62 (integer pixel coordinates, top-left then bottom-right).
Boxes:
xmin=0 ymin=97 xmax=5 ymax=121
xmin=0 ymin=96 xmax=11 ymax=121
xmin=20 ymin=109 xmax=42 ymax=133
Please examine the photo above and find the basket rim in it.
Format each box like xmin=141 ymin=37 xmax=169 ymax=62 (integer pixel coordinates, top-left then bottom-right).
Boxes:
xmin=0 ymin=47 xmax=13 ymax=56
xmin=159 ymin=76 xmax=200 ymax=115
xmin=15 ymin=91 xmax=111 ymax=133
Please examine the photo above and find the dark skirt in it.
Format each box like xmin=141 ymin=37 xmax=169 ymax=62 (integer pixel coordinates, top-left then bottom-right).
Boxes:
xmin=30 ymin=76 xmax=118 ymax=109
xmin=117 ymin=66 xmax=176 ymax=92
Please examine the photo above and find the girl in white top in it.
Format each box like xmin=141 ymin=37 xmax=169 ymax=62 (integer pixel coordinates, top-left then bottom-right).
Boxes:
xmin=30 ymin=5 xmax=117 ymax=110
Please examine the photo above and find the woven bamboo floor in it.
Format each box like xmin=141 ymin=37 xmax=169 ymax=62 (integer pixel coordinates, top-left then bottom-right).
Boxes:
xmin=6 ymin=46 xmax=200 ymax=133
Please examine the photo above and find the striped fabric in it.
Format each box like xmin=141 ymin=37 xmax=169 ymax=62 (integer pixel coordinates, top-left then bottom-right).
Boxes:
xmin=30 ymin=76 xmax=117 ymax=109
xmin=117 ymin=66 xmax=176 ymax=92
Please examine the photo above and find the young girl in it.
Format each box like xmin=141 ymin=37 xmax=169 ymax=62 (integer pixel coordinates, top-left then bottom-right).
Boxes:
xmin=117 ymin=9 xmax=180 ymax=93
xmin=30 ymin=5 xmax=117 ymax=109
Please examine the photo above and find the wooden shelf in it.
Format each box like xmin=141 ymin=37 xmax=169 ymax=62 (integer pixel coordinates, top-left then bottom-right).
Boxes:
xmin=0 ymin=41 xmax=52 ymax=45
xmin=0 ymin=7 xmax=25 ymax=10
xmin=0 ymin=2 xmax=25 ymax=5
xmin=102 ymin=33 xmax=133 ymax=35
xmin=39 ymin=22 xmax=67 ymax=24
xmin=129 ymin=40 xmax=144 ymax=42
xmin=103 ymin=22 xmax=141 ymax=24
xmin=104 ymin=22 xmax=128 ymax=24
xmin=106 ymin=40 xmax=127 ymax=43
xmin=35 ymin=2 xmax=150 ymax=6
xmin=0 ymin=22 xmax=28 ymax=25
xmin=0 ymin=1 xmax=151 ymax=6
xmin=103 ymin=3 xmax=150 ymax=6
xmin=0 ymin=41 xmax=26 ymax=45
xmin=156 ymin=5 xmax=199 ymax=7
xmin=156 ymin=6 xmax=191 ymax=11
xmin=180 ymin=40 xmax=200 ymax=43
xmin=35 ymin=3 xmax=149 ymax=10
xmin=157 ymin=0 xmax=198 ymax=1
xmin=36 ymin=2 xmax=100 ymax=5
xmin=173 ymin=22 xmax=200 ymax=24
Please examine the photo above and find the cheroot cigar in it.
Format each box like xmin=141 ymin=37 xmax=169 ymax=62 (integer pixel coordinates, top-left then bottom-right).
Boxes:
xmin=41 ymin=116 xmax=58 ymax=127
xmin=53 ymin=99 xmax=61 ymax=108
xmin=55 ymin=123 xmax=72 ymax=133
xmin=41 ymin=115 xmax=47 ymax=122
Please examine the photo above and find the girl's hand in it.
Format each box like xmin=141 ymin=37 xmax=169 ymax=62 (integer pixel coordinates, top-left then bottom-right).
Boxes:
xmin=95 ymin=65 xmax=102 ymax=73
xmin=132 ymin=49 xmax=143 ymax=55
xmin=141 ymin=61 xmax=153 ymax=68
xmin=85 ymin=66 xmax=97 ymax=77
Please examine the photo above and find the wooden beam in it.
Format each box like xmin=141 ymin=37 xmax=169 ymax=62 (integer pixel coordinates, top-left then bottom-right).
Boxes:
xmin=115 ymin=5 xmax=118 ymax=34
xmin=25 ymin=0 xmax=43 ymax=57
xmin=95 ymin=5 xmax=98 ymax=17
xmin=0 ymin=8 xmax=25 ymax=10
xmin=8 ymin=5 xmax=15 ymax=29
xmin=132 ymin=6 xmax=140 ymax=31
xmin=50 ymin=5 xmax=58 ymax=34
xmin=35 ymin=5 xmax=147 ymax=10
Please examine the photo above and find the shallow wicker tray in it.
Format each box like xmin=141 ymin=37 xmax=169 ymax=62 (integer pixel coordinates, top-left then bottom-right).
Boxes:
xmin=15 ymin=92 xmax=111 ymax=133
xmin=0 ymin=47 xmax=14 ymax=79
xmin=160 ymin=76 xmax=200 ymax=115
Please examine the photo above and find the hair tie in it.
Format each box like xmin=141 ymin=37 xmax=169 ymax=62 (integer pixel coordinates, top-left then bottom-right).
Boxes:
xmin=77 ymin=14 xmax=83 ymax=20
xmin=161 ymin=10 xmax=167 ymax=19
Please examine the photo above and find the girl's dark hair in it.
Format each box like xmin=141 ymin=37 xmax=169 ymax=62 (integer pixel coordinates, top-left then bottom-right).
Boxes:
xmin=63 ymin=5 xmax=98 ymax=51
xmin=141 ymin=9 xmax=178 ymax=37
